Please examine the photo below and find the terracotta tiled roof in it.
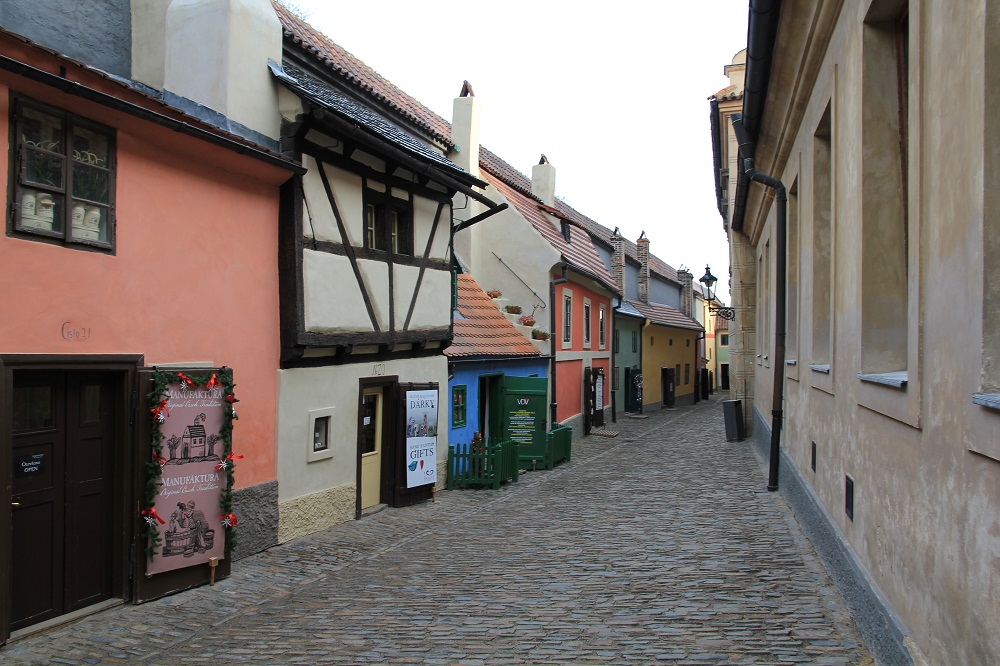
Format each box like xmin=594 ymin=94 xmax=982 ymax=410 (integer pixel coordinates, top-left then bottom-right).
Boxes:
xmin=569 ymin=214 xmax=680 ymax=285
xmin=274 ymin=2 xmax=632 ymax=295
xmin=445 ymin=274 xmax=540 ymax=358
xmin=715 ymin=316 xmax=730 ymax=332
xmin=709 ymin=84 xmax=744 ymax=102
xmin=627 ymin=299 xmax=703 ymax=332
xmin=482 ymin=170 xmax=618 ymax=294
xmin=273 ymin=1 xmax=454 ymax=147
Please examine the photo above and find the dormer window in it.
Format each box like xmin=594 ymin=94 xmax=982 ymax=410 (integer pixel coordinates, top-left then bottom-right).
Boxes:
xmin=561 ymin=220 xmax=572 ymax=243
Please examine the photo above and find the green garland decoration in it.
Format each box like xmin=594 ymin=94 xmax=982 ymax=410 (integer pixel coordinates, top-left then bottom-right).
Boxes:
xmin=144 ymin=367 xmax=239 ymax=561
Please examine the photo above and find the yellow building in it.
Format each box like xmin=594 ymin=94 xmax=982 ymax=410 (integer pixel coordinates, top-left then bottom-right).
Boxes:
xmin=629 ymin=301 xmax=702 ymax=407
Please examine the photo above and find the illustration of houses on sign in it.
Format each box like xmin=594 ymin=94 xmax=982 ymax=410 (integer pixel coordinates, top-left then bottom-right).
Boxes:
xmin=183 ymin=423 xmax=207 ymax=459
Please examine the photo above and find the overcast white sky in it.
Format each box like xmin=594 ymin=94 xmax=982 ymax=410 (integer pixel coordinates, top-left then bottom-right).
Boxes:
xmin=285 ymin=1 xmax=747 ymax=303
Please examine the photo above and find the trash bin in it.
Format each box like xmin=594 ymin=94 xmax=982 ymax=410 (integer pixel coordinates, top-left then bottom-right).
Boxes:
xmin=723 ymin=399 xmax=745 ymax=441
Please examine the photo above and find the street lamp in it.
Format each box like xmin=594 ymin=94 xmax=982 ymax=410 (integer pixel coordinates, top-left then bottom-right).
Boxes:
xmin=699 ymin=265 xmax=736 ymax=321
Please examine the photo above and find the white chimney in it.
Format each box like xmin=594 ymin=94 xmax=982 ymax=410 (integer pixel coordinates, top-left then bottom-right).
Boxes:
xmin=451 ymin=81 xmax=480 ymax=178
xmin=155 ymin=0 xmax=283 ymax=140
xmin=531 ymin=155 xmax=556 ymax=205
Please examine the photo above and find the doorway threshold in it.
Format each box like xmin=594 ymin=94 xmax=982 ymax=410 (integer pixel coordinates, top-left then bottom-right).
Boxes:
xmin=360 ymin=503 xmax=388 ymax=518
xmin=9 ymin=598 xmax=124 ymax=643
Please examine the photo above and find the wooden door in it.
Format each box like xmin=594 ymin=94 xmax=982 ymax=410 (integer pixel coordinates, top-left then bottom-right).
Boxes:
xmin=360 ymin=387 xmax=383 ymax=509
xmin=10 ymin=371 xmax=116 ymax=630
xmin=662 ymin=367 xmax=676 ymax=408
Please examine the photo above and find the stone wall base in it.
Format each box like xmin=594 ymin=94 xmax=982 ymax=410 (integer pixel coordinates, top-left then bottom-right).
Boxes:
xmin=750 ymin=405 xmax=915 ymax=666
xmin=277 ymin=484 xmax=356 ymax=544
xmin=231 ymin=479 xmax=279 ymax=561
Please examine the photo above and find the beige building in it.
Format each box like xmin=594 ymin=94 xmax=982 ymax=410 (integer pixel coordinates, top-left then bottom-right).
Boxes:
xmin=711 ymin=2 xmax=1000 ymax=664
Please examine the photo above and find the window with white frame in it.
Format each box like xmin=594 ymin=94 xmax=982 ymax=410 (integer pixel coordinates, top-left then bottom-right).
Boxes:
xmin=583 ymin=299 xmax=592 ymax=347
xmin=599 ymin=305 xmax=607 ymax=348
xmin=562 ymin=291 xmax=573 ymax=345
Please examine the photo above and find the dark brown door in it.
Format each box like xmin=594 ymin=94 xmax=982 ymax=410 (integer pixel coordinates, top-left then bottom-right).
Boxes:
xmin=11 ymin=371 xmax=116 ymax=630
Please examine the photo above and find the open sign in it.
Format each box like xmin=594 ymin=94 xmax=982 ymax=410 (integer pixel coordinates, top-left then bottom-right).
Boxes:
xmin=14 ymin=453 xmax=45 ymax=477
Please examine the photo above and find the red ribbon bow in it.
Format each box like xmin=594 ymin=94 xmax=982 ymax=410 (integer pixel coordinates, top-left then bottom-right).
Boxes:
xmin=153 ymin=451 xmax=168 ymax=466
xmin=150 ymin=399 xmax=170 ymax=422
xmin=206 ymin=373 xmax=220 ymax=389
xmin=216 ymin=452 xmax=244 ymax=471
xmin=177 ymin=372 xmax=196 ymax=388
xmin=222 ymin=512 xmax=238 ymax=528
xmin=141 ymin=507 xmax=166 ymax=525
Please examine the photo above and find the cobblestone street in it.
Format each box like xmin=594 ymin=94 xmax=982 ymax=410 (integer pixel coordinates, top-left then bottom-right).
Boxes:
xmin=2 ymin=397 xmax=871 ymax=665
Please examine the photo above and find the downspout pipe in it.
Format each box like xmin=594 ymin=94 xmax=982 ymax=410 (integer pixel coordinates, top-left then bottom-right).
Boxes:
xmin=549 ymin=264 xmax=569 ymax=429
xmin=745 ymin=157 xmax=787 ymax=492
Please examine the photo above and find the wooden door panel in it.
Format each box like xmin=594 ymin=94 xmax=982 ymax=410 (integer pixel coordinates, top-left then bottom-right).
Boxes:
xmin=65 ymin=373 xmax=115 ymax=612
xmin=11 ymin=500 xmax=60 ymax=628
xmin=9 ymin=371 xmax=115 ymax=629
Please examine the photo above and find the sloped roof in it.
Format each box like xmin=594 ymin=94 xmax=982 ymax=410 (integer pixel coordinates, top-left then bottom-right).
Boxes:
xmin=616 ymin=299 xmax=646 ymax=320
xmin=273 ymin=1 xmax=454 ymax=147
xmin=627 ymin=299 xmax=703 ymax=332
xmin=577 ymin=218 xmax=680 ymax=285
xmin=273 ymin=3 xmax=656 ymax=294
xmin=445 ymin=274 xmax=540 ymax=358
xmin=270 ymin=61 xmax=471 ymax=178
xmin=483 ymin=171 xmax=618 ymax=293
xmin=709 ymin=84 xmax=744 ymax=102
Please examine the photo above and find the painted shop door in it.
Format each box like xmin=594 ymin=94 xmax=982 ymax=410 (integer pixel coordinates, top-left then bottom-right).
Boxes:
xmin=478 ymin=374 xmax=503 ymax=442
xmin=623 ymin=366 xmax=641 ymax=412
xmin=360 ymin=387 xmax=384 ymax=510
xmin=501 ymin=375 xmax=547 ymax=466
xmin=662 ymin=367 xmax=676 ymax=407
xmin=10 ymin=370 xmax=117 ymax=631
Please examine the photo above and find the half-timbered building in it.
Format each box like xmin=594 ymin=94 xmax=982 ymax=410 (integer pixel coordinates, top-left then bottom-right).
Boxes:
xmin=270 ymin=6 xmax=503 ymax=541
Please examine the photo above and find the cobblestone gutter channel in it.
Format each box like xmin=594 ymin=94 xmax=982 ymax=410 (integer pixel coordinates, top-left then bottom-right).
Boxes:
xmin=2 ymin=397 xmax=871 ymax=665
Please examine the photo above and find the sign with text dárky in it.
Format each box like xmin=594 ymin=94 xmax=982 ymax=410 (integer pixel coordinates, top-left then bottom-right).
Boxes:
xmin=405 ymin=389 xmax=438 ymax=488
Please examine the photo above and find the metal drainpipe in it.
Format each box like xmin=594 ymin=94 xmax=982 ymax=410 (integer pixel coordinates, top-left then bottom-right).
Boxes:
xmin=549 ymin=265 xmax=569 ymax=429
xmin=742 ymin=157 xmax=787 ymax=492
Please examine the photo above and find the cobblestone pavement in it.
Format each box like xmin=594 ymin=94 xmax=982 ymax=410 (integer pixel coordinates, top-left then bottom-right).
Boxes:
xmin=2 ymin=397 xmax=871 ymax=665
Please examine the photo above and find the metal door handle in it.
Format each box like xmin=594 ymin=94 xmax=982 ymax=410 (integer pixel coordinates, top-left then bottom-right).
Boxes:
xmin=11 ymin=502 xmax=20 ymax=507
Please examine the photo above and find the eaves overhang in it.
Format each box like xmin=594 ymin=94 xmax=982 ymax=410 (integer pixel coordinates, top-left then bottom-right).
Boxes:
xmin=270 ymin=60 xmax=505 ymax=214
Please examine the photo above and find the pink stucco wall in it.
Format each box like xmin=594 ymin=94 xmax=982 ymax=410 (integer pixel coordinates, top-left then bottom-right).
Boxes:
xmin=0 ymin=70 xmax=292 ymax=488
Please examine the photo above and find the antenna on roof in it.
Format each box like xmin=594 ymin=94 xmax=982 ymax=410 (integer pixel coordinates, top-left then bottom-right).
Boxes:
xmin=460 ymin=80 xmax=475 ymax=97
xmin=612 ymin=226 xmax=620 ymax=237
xmin=539 ymin=154 xmax=549 ymax=164
xmin=638 ymin=230 xmax=647 ymax=240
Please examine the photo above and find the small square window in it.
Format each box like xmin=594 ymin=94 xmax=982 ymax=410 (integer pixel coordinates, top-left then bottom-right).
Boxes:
xmin=11 ymin=97 xmax=116 ymax=250
xmin=313 ymin=417 xmax=330 ymax=452
xmin=307 ymin=407 xmax=336 ymax=462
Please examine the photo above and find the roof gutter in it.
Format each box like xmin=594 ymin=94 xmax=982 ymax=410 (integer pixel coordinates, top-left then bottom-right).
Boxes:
xmin=731 ymin=0 xmax=782 ymax=232
xmin=0 ymin=54 xmax=305 ymax=175
xmin=733 ymin=114 xmax=787 ymax=492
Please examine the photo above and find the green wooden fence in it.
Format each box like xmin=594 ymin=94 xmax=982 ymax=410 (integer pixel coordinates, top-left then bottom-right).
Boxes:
xmin=549 ymin=425 xmax=572 ymax=467
xmin=447 ymin=435 xmax=519 ymax=490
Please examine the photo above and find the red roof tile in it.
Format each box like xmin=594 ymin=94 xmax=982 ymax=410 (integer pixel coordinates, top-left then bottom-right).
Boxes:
xmin=273 ymin=2 xmax=454 ymax=147
xmin=627 ymin=299 xmax=703 ymax=332
xmin=482 ymin=171 xmax=618 ymax=293
xmin=445 ymin=274 xmax=540 ymax=358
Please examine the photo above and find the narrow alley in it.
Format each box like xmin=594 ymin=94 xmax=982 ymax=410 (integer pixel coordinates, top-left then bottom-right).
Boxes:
xmin=2 ymin=398 xmax=870 ymax=665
